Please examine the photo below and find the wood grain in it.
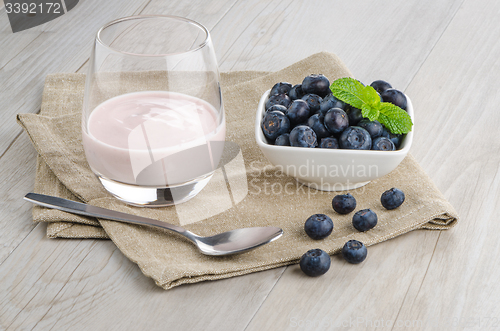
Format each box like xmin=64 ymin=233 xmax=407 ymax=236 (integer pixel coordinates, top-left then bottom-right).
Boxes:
xmin=1 ymin=0 xmax=498 ymax=329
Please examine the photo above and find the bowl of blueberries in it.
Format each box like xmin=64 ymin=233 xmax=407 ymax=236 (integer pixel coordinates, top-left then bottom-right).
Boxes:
xmin=255 ymin=74 xmax=414 ymax=191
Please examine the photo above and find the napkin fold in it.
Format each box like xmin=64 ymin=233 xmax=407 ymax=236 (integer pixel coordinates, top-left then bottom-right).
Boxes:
xmin=17 ymin=52 xmax=458 ymax=290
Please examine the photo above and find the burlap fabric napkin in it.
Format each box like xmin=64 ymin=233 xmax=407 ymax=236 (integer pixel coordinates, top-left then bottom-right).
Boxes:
xmin=17 ymin=52 xmax=458 ymax=290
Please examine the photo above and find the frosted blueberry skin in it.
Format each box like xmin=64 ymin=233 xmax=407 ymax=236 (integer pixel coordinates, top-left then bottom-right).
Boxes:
xmin=270 ymin=82 xmax=292 ymax=96
xmin=370 ymin=80 xmax=393 ymax=94
xmin=304 ymin=214 xmax=334 ymax=240
xmin=320 ymin=94 xmax=347 ymax=114
xmin=301 ymin=94 xmax=323 ymax=113
xmin=342 ymin=240 xmax=368 ymax=264
xmin=265 ymin=93 xmax=292 ymax=110
xmin=286 ymin=99 xmax=311 ymax=125
xmin=307 ymin=113 xmax=330 ymax=139
xmin=300 ymin=249 xmax=331 ymax=277
xmin=324 ymin=108 xmax=349 ymax=134
xmin=332 ymin=193 xmax=357 ymax=214
xmin=274 ymin=133 xmax=290 ymax=146
xmin=261 ymin=110 xmax=290 ymax=142
xmin=289 ymin=125 xmax=318 ymax=148
xmin=352 ymin=209 xmax=378 ymax=232
xmin=302 ymin=74 xmax=331 ymax=97
xmin=381 ymin=188 xmax=405 ymax=210
xmin=372 ymin=137 xmax=395 ymax=151
xmin=380 ymin=127 xmax=403 ymax=149
xmin=339 ymin=126 xmax=372 ymax=150
xmin=381 ymin=88 xmax=407 ymax=110
xmin=358 ymin=119 xmax=383 ymax=139
xmin=288 ymin=84 xmax=305 ymax=100
xmin=319 ymin=137 xmax=339 ymax=149
xmin=265 ymin=104 xmax=287 ymax=114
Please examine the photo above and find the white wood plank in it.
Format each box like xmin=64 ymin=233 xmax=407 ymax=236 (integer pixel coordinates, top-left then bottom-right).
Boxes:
xmin=390 ymin=0 xmax=500 ymax=327
xmin=0 ymin=133 xmax=38 ymax=265
xmin=213 ymin=0 xmax=464 ymax=92
xmin=0 ymin=223 xmax=285 ymax=330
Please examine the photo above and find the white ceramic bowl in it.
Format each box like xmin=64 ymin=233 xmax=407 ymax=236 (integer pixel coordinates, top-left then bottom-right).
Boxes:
xmin=255 ymin=90 xmax=414 ymax=191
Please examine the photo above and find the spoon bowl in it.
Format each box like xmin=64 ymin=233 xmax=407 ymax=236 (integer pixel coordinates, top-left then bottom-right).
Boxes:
xmin=24 ymin=193 xmax=283 ymax=256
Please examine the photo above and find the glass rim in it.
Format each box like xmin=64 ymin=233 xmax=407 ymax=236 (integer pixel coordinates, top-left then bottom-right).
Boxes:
xmin=95 ymin=15 xmax=210 ymax=57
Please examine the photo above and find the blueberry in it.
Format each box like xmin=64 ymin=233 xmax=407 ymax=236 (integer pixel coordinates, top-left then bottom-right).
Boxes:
xmin=358 ymin=119 xmax=383 ymax=138
xmin=381 ymin=127 xmax=403 ymax=149
xmin=324 ymin=108 xmax=349 ymax=134
xmin=332 ymin=193 xmax=356 ymax=214
xmin=307 ymin=114 xmax=330 ymax=139
xmin=372 ymin=137 xmax=395 ymax=151
xmin=299 ymin=249 xmax=331 ymax=277
xmin=319 ymin=137 xmax=339 ymax=149
xmin=275 ymin=133 xmax=290 ymax=146
xmin=288 ymin=84 xmax=305 ymax=100
xmin=346 ymin=106 xmax=364 ymax=126
xmin=339 ymin=126 xmax=372 ymax=150
xmin=289 ymin=125 xmax=318 ymax=148
xmin=266 ymin=104 xmax=288 ymax=113
xmin=286 ymin=99 xmax=311 ymax=125
xmin=319 ymin=94 xmax=347 ymax=116
xmin=342 ymin=240 xmax=367 ymax=264
xmin=270 ymin=82 xmax=292 ymax=96
xmin=301 ymin=94 xmax=323 ymax=113
xmin=370 ymin=80 xmax=392 ymax=94
xmin=304 ymin=214 xmax=334 ymax=240
xmin=352 ymin=209 xmax=378 ymax=232
xmin=261 ymin=110 xmax=291 ymax=141
xmin=302 ymin=74 xmax=331 ymax=97
xmin=381 ymin=88 xmax=407 ymax=110
xmin=381 ymin=188 xmax=405 ymax=210
xmin=265 ymin=93 xmax=292 ymax=110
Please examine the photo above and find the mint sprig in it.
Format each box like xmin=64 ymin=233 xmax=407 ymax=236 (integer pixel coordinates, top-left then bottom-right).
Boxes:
xmin=329 ymin=77 xmax=413 ymax=134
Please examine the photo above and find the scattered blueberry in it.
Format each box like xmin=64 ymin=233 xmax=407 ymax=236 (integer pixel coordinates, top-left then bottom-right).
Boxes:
xmin=265 ymin=93 xmax=292 ymax=110
xmin=346 ymin=106 xmax=364 ymax=126
xmin=381 ymin=127 xmax=403 ymax=149
xmin=352 ymin=209 xmax=378 ymax=232
xmin=319 ymin=137 xmax=339 ymax=149
xmin=301 ymin=94 xmax=323 ymax=113
xmin=266 ymin=104 xmax=288 ymax=113
xmin=370 ymin=80 xmax=392 ymax=94
xmin=381 ymin=88 xmax=407 ymax=110
xmin=324 ymin=108 xmax=349 ymax=134
xmin=300 ymin=249 xmax=331 ymax=277
xmin=358 ymin=119 xmax=383 ymax=138
xmin=372 ymin=137 xmax=395 ymax=151
xmin=302 ymin=74 xmax=331 ymax=97
xmin=288 ymin=84 xmax=305 ymax=100
xmin=332 ymin=193 xmax=356 ymax=214
xmin=342 ymin=240 xmax=367 ymax=264
xmin=304 ymin=214 xmax=334 ymax=240
xmin=270 ymin=82 xmax=292 ymax=96
xmin=261 ymin=110 xmax=291 ymax=141
xmin=286 ymin=99 xmax=311 ymax=125
xmin=381 ymin=188 xmax=405 ymax=210
xmin=289 ymin=125 xmax=318 ymax=148
xmin=307 ymin=114 xmax=330 ymax=139
xmin=275 ymin=133 xmax=291 ymax=146
xmin=339 ymin=126 xmax=372 ymax=150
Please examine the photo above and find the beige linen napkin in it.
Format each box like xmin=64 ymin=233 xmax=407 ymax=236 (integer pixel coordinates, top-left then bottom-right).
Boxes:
xmin=17 ymin=52 xmax=458 ymax=290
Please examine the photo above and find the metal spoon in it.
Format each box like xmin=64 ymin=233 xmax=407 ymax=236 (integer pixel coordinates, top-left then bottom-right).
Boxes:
xmin=24 ymin=193 xmax=283 ymax=256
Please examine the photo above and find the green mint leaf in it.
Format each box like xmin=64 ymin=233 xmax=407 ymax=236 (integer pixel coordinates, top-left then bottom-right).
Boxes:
xmin=361 ymin=85 xmax=381 ymax=107
xmin=377 ymin=102 xmax=413 ymax=134
xmin=361 ymin=103 xmax=379 ymax=121
xmin=329 ymin=77 xmax=366 ymax=109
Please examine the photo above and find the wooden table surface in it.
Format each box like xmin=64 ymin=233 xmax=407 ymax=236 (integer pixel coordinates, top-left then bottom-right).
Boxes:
xmin=1 ymin=0 xmax=499 ymax=330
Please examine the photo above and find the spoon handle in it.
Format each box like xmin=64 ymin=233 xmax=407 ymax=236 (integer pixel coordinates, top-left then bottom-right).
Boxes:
xmin=24 ymin=193 xmax=188 ymax=235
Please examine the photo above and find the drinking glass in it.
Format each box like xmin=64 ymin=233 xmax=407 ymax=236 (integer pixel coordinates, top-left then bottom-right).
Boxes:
xmin=82 ymin=15 xmax=225 ymax=206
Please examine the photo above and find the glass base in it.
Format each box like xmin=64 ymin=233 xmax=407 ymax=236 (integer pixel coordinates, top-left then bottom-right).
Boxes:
xmin=98 ymin=173 xmax=214 ymax=207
